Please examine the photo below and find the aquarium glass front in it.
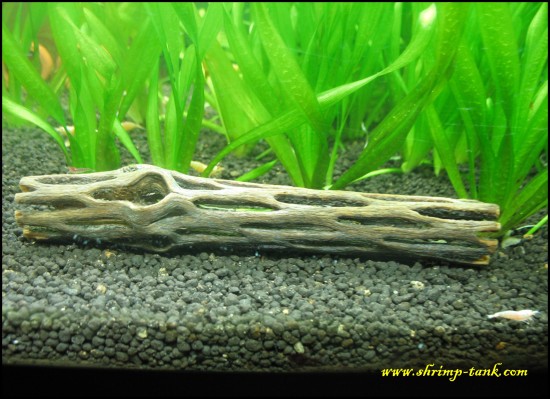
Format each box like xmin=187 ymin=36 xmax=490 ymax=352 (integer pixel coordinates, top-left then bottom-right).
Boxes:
xmin=2 ymin=2 xmax=547 ymax=376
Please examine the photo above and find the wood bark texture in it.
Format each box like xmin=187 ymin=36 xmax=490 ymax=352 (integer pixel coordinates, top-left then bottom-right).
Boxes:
xmin=15 ymin=164 xmax=500 ymax=265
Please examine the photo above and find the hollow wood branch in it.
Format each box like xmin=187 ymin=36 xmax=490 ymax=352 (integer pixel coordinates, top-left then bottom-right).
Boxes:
xmin=15 ymin=164 xmax=500 ymax=265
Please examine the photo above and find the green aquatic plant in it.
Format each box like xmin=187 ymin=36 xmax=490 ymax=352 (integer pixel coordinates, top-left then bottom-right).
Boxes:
xmin=203 ymin=2 xmax=396 ymax=184
xmin=3 ymin=2 xmax=155 ymax=170
xmin=3 ymin=2 xmax=547 ymax=237
xmin=201 ymin=2 xmax=547 ymax=235
xmin=2 ymin=3 xmax=52 ymax=126
xmin=2 ymin=2 xmax=220 ymax=175
xmin=203 ymin=3 xmax=466 ymax=189
xmin=422 ymin=2 xmax=548 ymax=236
xmin=143 ymin=2 xmax=217 ymax=172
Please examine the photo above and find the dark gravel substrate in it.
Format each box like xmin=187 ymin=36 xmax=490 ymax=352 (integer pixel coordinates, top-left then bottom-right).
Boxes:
xmin=2 ymin=124 xmax=548 ymax=383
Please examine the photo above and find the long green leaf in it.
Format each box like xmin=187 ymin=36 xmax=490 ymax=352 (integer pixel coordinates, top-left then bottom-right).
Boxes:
xmin=63 ymin=15 xmax=117 ymax=80
xmin=145 ymin=62 xmax=164 ymax=167
xmin=95 ymin=74 xmax=121 ymax=171
xmin=146 ymin=3 xmax=182 ymax=86
xmin=448 ymin=40 xmax=487 ymax=198
xmin=163 ymin=92 xmax=178 ymax=167
xmin=220 ymin=4 xmax=304 ymax=185
xmin=119 ymin=20 xmax=161 ymax=117
xmin=477 ymin=3 xmax=520 ymax=119
xmin=48 ymin=3 xmax=82 ymax=81
xmin=513 ymin=4 xmax=548 ymax=173
xmin=513 ymin=3 xmax=547 ymax=133
xmin=332 ymin=74 xmax=441 ymax=189
xmin=499 ymin=170 xmax=548 ymax=232
xmin=202 ymin=4 xmax=438 ymax=177
xmin=175 ymin=56 xmax=205 ymax=173
xmin=82 ymin=7 xmax=122 ymax=66
xmin=113 ymin=118 xmax=143 ymax=164
xmin=2 ymin=96 xmax=70 ymax=163
xmin=236 ymin=159 xmax=278 ymax=182
xmin=223 ymin=4 xmax=280 ymax=114
xmin=2 ymin=21 xmax=66 ymax=125
xmin=427 ymin=106 xmax=468 ymax=197
xmin=72 ymin=72 xmax=96 ymax=167
xmin=332 ymin=3 xmax=466 ymax=189
xmin=252 ymin=3 xmax=326 ymax=136
xmin=204 ymin=41 xmax=270 ymax=154
xmin=197 ymin=2 xmax=224 ymax=60
xmin=171 ymin=3 xmax=198 ymax=45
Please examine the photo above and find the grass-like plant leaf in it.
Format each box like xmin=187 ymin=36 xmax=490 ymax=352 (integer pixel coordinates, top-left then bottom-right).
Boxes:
xmin=427 ymin=2 xmax=547 ymax=236
xmin=252 ymin=3 xmax=326 ymax=135
xmin=236 ymin=159 xmax=278 ymax=182
xmin=3 ymin=3 xmax=162 ymax=170
xmin=145 ymin=61 xmax=164 ymax=167
xmin=144 ymin=2 xmax=208 ymax=173
xmin=2 ymin=21 xmax=66 ymax=125
xmin=203 ymin=3 xmax=438 ymax=183
xmin=2 ymin=96 xmax=70 ymax=163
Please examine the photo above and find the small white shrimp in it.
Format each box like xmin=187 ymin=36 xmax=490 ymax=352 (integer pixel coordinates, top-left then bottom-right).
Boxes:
xmin=487 ymin=310 xmax=540 ymax=322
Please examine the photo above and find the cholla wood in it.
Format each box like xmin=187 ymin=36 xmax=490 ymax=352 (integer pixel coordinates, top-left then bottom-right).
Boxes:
xmin=15 ymin=164 xmax=500 ymax=265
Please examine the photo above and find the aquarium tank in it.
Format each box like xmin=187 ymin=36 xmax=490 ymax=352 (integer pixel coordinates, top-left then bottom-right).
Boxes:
xmin=2 ymin=2 xmax=547 ymax=393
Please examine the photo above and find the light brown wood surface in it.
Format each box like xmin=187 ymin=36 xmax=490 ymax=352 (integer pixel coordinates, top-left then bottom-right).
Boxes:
xmin=15 ymin=164 xmax=500 ymax=265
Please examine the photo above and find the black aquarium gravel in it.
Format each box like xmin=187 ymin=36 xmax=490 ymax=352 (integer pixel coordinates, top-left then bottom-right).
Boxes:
xmin=2 ymin=125 xmax=548 ymax=392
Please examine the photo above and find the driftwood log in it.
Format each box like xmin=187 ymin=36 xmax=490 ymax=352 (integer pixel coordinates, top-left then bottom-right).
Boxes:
xmin=15 ymin=164 xmax=500 ymax=265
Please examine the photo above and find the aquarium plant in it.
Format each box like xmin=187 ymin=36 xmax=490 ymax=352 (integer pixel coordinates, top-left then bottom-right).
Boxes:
xmin=413 ymin=3 xmax=548 ymax=236
xmin=202 ymin=2 xmax=548 ymax=236
xmin=202 ymin=3 xmax=464 ymax=189
xmin=2 ymin=2 xmax=547 ymax=238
